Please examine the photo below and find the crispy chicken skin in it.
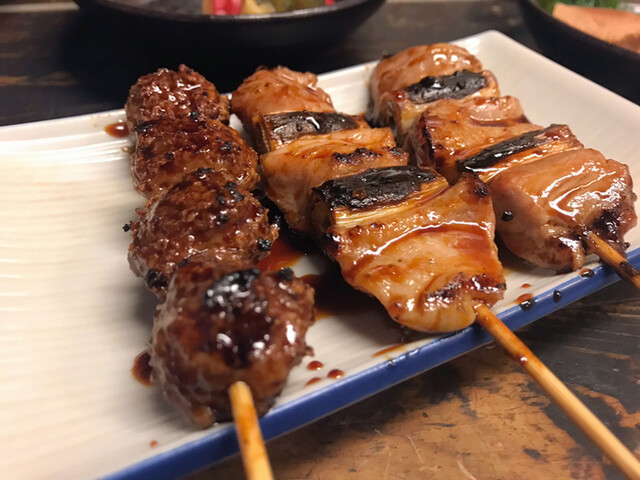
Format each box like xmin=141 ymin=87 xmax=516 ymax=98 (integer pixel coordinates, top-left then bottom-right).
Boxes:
xmin=369 ymin=44 xmax=483 ymax=118
xmin=253 ymin=111 xmax=369 ymax=154
xmin=311 ymin=167 xmax=505 ymax=333
xmin=451 ymin=124 xmax=582 ymax=184
xmin=374 ymin=70 xmax=500 ymax=144
xmin=405 ymin=95 xmax=542 ymax=183
xmin=128 ymin=169 xmax=277 ymax=297
xmin=231 ymin=66 xmax=335 ymax=135
xmin=492 ymin=148 xmax=637 ymax=272
xmin=131 ymin=117 xmax=259 ymax=198
xmin=151 ymin=259 xmax=315 ymax=427
xmin=125 ymin=64 xmax=230 ymax=129
xmin=260 ymin=128 xmax=409 ymax=233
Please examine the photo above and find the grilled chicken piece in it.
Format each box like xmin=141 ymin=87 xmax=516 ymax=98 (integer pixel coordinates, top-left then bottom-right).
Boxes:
xmin=452 ymin=124 xmax=582 ymax=184
xmin=260 ymin=128 xmax=409 ymax=233
xmin=405 ymin=96 xmax=542 ymax=183
xmin=311 ymin=167 xmax=505 ymax=333
xmin=492 ymin=148 xmax=637 ymax=272
xmin=151 ymin=259 xmax=315 ymax=427
xmin=231 ymin=66 xmax=335 ymax=137
xmin=375 ymin=70 xmax=500 ymax=144
xmin=128 ymin=169 xmax=277 ymax=297
xmin=131 ymin=117 xmax=259 ymax=198
xmin=253 ymin=111 xmax=369 ymax=154
xmin=125 ymin=64 xmax=230 ymax=129
xmin=369 ymin=44 xmax=483 ymax=123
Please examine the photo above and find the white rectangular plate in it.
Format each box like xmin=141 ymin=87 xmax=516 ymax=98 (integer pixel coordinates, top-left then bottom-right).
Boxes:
xmin=1 ymin=30 xmax=639 ymax=480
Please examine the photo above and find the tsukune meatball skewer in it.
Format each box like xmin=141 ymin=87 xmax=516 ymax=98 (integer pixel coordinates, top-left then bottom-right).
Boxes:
xmin=124 ymin=65 xmax=317 ymax=479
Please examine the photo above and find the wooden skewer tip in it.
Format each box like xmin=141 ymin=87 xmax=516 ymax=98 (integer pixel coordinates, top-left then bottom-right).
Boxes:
xmin=229 ymin=381 xmax=274 ymax=480
xmin=585 ymin=231 xmax=640 ymax=290
xmin=474 ymin=304 xmax=640 ymax=480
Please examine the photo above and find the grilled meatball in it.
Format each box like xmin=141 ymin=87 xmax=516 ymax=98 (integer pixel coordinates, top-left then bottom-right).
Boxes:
xmin=128 ymin=169 xmax=277 ymax=297
xmin=125 ymin=64 xmax=230 ymax=129
xmin=150 ymin=259 xmax=315 ymax=427
xmin=131 ymin=117 xmax=259 ymax=198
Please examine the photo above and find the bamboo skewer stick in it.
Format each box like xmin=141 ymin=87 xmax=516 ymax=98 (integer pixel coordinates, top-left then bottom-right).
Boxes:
xmin=474 ymin=304 xmax=640 ymax=480
xmin=584 ymin=231 xmax=640 ymax=290
xmin=229 ymin=381 xmax=275 ymax=480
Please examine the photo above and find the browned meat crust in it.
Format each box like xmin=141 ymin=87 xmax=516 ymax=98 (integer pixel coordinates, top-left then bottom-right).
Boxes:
xmin=231 ymin=66 xmax=335 ymax=136
xmin=404 ymin=95 xmax=539 ymax=182
xmin=373 ymin=70 xmax=500 ymax=144
xmin=150 ymin=259 xmax=315 ymax=427
xmin=131 ymin=116 xmax=259 ymax=198
xmin=491 ymin=148 xmax=637 ymax=272
xmin=260 ymin=128 xmax=409 ymax=233
xmin=128 ymin=169 xmax=277 ymax=297
xmin=125 ymin=64 xmax=230 ymax=128
xmin=311 ymin=168 xmax=505 ymax=333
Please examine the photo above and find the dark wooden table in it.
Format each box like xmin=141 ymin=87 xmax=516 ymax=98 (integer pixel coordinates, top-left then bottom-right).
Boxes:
xmin=1 ymin=1 xmax=638 ymax=479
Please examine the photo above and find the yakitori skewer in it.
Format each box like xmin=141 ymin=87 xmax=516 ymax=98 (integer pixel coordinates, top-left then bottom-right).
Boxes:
xmin=234 ymin=61 xmax=640 ymax=478
xmin=585 ymin=231 xmax=640 ymax=290
xmin=371 ymin=44 xmax=637 ymax=278
xmin=123 ymin=66 xmax=319 ymax=477
xmin=368 ymin=43 xmax=640 ymax=477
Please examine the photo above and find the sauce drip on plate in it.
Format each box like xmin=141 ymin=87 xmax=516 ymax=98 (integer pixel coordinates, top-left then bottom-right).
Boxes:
xmin=132 ymin=351 xmax=153 ymax=386
xmin=105 ymin=121 xmax=130 ymax=138
xmin=307 ymin=360 xmax=324 ymax=370
xmin=516 ymin=293 xmax=535 ymax=311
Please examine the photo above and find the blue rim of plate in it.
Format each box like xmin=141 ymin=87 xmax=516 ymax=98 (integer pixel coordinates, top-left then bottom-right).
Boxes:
xmin=105 ymin=247 xmax=640 ymax=480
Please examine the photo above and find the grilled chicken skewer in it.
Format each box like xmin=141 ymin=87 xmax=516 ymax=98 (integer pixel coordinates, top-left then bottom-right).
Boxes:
xmin=235 ymin=62 xmax=640 ymax=477
xmin=372 ymin=44 xmax=638 ymax=279
xmin=370 ymin=44 xmax=640 ymax=477
xmin=232 ymin=66 xmax=371 ymax=154
xmin=233 ymin=67 xmax=506 ymax=332
xmin=124 ymin=66 xmax=319 ymax=478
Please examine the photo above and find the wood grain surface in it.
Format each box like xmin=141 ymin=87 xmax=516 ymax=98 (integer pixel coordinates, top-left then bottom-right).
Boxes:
xmin=1 ymin=1 xmax=638 ymax=479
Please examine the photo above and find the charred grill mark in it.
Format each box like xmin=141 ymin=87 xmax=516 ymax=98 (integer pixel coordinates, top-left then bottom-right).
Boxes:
xmin=425 ymin=273 xmax=505 ymax=305
xmin=331 ymin=147 xmax=382 ymax=164
xmin=135 ymin=120 xmax=158 ymax=134
xmin=145 ymin=269 xmax=167 ymax=290
xmin=259 ymin=111 xmax=360 ymax=146
xmin=404 ymin=70 xmax=487 ymax=104
xmin=203 ymin=268 xmax=261 ymax=310
xmin=313 ymin=166 xmax=439 ymax=211
xmin=472 ymin=182 xmax=490 ymax=197
xmin=592 ymin=208 xmax=622 ymax=242
xmin=202 ymin=268 xmax=273 ymax=368
xmin=456 ymin=124 xmax=564 ymax=173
